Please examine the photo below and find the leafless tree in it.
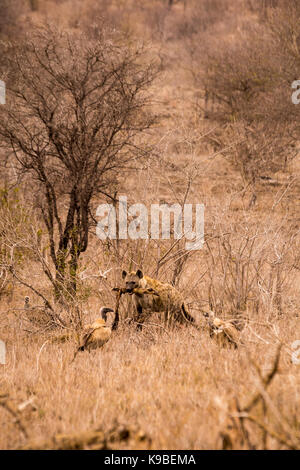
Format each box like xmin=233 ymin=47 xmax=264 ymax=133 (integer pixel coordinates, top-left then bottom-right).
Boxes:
xmin=0 ymin=26 xmax=159 ymax=300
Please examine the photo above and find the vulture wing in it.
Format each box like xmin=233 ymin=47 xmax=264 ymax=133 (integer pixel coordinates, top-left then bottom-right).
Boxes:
xmin=78 ymin=328 xmax=95 ymax=351
xmin=223 ymin=323 xmax=240 ymax=347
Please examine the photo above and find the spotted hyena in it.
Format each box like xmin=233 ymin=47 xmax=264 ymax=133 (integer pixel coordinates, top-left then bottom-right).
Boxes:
xmin=122 ymin=269 xmax=195 ymax=329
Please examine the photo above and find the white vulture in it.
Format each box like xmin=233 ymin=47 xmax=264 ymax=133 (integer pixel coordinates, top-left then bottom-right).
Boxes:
xmin=72 ymin=307 xmax=115 ymax=362
xmin=203 ymin=311 xmax=241 ymax=349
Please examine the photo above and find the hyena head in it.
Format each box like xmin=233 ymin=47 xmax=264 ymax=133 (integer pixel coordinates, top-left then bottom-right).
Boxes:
xmin=122 ymin=269 xmax=143 ymax=292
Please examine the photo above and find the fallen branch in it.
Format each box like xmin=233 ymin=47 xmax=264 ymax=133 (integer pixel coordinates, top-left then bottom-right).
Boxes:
xmin=243 ymin=413 xmax=299 ymax=450
xmin=219 ymin=344 xmax=284 ymax=449
xmin=19 ymin=424 xmax=151 ymax=450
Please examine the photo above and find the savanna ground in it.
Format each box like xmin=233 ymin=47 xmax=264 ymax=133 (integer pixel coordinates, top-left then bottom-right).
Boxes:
xmin=0 ymin=0 xmax=300 ymax=450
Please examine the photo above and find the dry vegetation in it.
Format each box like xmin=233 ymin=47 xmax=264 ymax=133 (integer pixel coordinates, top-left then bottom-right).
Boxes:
xmin=0 ymin=0 xmax=299 ymax=450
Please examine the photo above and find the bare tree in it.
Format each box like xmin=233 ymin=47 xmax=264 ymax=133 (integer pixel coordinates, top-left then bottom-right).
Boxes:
xmin=0 ymin=26 xmax=159 ymax=300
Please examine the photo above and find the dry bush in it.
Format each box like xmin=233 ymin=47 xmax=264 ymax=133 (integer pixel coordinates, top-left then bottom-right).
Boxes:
xmin=65 ymin=0 xmax=133 ymax=36
xmin=0 ymin=188 xmax=32 ymax=300
xmin=202 ymin=209 xmax=300 ymax=322
xmin=195 ymin=1 xmax=300 ymax=123
xmin=166 ymin=0 xmax=235 ymax=40
xmin=209 ymin=122 xmax=297 ymax=187
xmin=246 ymin=0 xmax=279 ymax=17
xmin=186 ymin=1 xmax=300 ymax=185
xmin=0 ymin=0 xmax=27 ymax=39
xmin=0 ymin=186 xmax=93 ymax=329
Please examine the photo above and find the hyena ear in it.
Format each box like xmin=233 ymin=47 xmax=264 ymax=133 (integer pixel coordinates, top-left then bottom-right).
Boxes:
xmin=136 ymin=269 xmax=143 ymax=279
xmin=122 ymin=270 xmax=127 ymax=279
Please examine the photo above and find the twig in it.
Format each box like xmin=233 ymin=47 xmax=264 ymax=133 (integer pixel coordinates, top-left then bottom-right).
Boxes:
xmin=243 ymin=414 xmax=299 ymax=450
xmin=244 ymin=344 xmax=282 ymax=412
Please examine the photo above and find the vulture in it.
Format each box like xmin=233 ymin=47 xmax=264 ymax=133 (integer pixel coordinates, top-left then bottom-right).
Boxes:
xmin=71 ymin=307 xmax=115 ymax=362
xmin=203 ymin=311 xmax=241 ymax=349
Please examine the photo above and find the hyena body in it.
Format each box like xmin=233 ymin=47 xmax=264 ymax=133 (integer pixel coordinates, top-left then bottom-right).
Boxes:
xmin=122 ymin=270 xmax=195 ymax=328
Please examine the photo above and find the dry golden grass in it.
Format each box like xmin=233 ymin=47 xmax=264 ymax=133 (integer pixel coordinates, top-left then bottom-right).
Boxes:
xmin=1 ymin=308 xmax=299 ymax=449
